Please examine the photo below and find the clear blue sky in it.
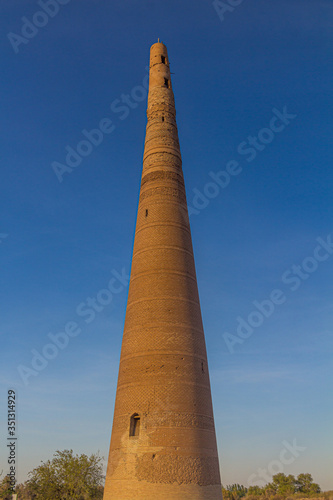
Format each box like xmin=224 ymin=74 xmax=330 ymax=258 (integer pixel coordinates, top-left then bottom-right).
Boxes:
xmin=1 ymin=0 xmax=332 ymax=491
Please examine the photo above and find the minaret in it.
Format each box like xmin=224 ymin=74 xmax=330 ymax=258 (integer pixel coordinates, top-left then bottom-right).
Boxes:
xmin=103 ymin=41 xmax=222 ymax=500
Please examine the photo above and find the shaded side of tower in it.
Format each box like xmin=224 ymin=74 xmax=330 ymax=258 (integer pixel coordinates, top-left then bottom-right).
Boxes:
xmin=103 ymin=41 xmax=223 ymax=500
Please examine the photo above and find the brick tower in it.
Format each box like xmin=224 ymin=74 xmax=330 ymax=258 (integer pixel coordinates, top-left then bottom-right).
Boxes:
xmin=103 ymin=41 xmax=222 ymax=500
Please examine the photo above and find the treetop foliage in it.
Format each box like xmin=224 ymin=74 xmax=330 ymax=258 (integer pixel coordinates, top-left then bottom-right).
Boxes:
xmin=222 ymin=473 xmax=323 ymax=500
xmin=4 ymin=449 xmax=104 ymax=500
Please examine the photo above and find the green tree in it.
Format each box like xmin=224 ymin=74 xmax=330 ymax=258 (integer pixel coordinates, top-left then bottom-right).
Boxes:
xmin=248 ymin=485 xmax=265 ymax=496
xmin=296 ymin=474 xmax=321 ymax=495
xmin=270 ymin=473 xmax=297 ymax=496
xmin=223 ymin=484 xmax=248 ymax=500
xmin=26 ymin=449 xmax=104 ymax=500
xmin=0 ymin=471 xmax=13 ymax=500
xmin=15 ymin=482 xmax=37 ymax=499
xmin=264 ymin=484 xmax=277 ymax=498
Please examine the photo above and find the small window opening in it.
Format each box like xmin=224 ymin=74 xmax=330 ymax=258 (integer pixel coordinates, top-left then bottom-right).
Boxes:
xmin=130 ymin=413 xmax=140 ymax=437
xmin=161 ymin=55 xmax=166 ymax=64
xmin=164 ymin=78 xmax=169 ymax=88
xmin=162 ymin=116 xmax=165 ymax=122
xmin=201 ymin=362 xmax=205 ymax=374
xmin=145 ymin=209 xmax=148 ymax=217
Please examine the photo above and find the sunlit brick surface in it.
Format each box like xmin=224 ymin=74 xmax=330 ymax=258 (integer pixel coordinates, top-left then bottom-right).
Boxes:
xmin=103 ymin=42 xmax=222 ymax=500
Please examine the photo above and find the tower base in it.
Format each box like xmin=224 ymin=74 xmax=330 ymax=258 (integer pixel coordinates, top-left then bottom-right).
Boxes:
xmin=103 ymin=478 xmax=223 ymax=500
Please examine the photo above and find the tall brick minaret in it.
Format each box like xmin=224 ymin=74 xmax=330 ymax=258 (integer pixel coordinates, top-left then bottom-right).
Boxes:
xmin=103 ymin=41 xmax=222 ymax=500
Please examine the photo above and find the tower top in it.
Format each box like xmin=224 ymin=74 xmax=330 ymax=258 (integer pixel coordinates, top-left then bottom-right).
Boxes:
xmin=148 ymin=41 xmax=171 ymax=91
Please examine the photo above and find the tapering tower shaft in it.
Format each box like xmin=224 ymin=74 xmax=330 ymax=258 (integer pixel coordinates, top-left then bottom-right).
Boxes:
xmin=103 ymin=42 xmax=222 ymax=500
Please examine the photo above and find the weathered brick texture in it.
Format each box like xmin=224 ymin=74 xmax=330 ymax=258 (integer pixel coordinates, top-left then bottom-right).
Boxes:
xmin=103 ymin=41 xmax=223 ymax=500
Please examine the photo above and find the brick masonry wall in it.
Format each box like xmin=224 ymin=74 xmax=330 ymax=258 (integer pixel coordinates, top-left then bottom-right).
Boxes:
xmin=103 ymin=42 xmax=223 ymax=500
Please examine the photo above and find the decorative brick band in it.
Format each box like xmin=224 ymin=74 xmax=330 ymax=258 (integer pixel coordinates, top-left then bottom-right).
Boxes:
xmin=141 ymin=170 xmax=184 ymax=187
xmin=140 ymin=186 xmax=187 ymax=202
xmin=136 ymin=455 xmax=221 ymax=485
